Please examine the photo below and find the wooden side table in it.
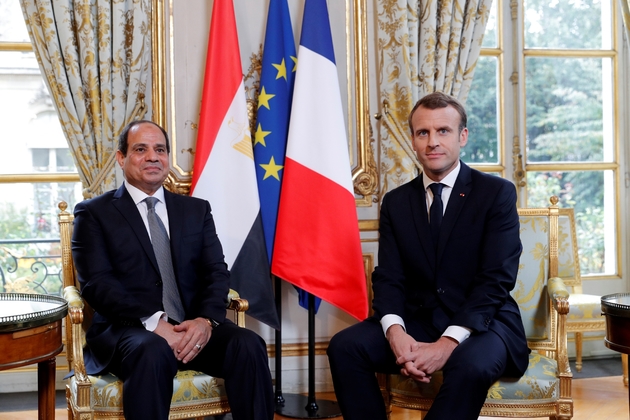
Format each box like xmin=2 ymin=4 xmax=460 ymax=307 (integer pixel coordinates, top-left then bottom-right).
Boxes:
xmin=602 ymin=293 xmax=630 ymax=415
xmin=0 ymin=293 xmax=67 ymax=420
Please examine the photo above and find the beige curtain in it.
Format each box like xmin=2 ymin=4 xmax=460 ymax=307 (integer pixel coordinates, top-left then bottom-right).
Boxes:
xmin=621 ymin=0 xmax=630 ymax=42
xmin=19 ymin=0 xmax=152 ymax=197
xmin=377 ymin=0 xmax=492 ymax=197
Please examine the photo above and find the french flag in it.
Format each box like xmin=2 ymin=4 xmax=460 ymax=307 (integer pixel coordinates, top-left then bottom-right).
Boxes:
xmin=191 ymin=0 xmax=279 ymax=329
xmin=271 ymin=0 xmax=368 ymax=321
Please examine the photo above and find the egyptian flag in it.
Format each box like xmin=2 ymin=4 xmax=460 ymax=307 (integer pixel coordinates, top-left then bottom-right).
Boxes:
xmin=191 ymin=0 xmax=279 ymax=329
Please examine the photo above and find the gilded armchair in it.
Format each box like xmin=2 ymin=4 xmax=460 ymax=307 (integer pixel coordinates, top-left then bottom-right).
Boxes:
xmin=58 ymin=201 xmax=249 ymax=419
xmin=383 ymin=197 xmax=573 ymax=419
xmin=555 ymin=209 xmax=614 ymax=379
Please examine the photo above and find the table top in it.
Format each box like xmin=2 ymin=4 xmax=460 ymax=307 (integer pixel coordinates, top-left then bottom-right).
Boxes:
xmin=0 ymin=293 xmax=67 ymax=333
xmin=601 ymin=293 xmax=630 ymax=318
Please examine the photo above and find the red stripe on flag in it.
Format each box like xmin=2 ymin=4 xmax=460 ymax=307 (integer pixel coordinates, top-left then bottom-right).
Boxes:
xmin=191 ymin=0 xmax=243 ymax=193
xmin=272 ymin=158 xmax=367 ymax=320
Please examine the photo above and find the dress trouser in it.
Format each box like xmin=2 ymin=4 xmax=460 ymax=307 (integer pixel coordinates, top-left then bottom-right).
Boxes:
xmin=108 ymin=321 xmax=274 ymax=420
xmin=327 ymin=317 xmax=509 ymax=420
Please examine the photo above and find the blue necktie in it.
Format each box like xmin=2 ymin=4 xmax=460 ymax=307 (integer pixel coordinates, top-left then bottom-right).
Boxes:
xmin=144 ymin=197 xmax=185 ymax=322
xmin=429 ymin=183 xmax=444 ymax=247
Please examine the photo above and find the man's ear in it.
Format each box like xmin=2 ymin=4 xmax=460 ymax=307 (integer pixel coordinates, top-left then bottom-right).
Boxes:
xmin=459 ymin=127 xmax=469 ymax=147
xmin=115 ymin=150 xmax=125 ymax=168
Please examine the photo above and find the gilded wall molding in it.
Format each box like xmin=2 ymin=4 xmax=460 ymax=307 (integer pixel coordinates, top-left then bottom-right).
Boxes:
xmin=350 ymin=0 xmax=379 ymax=205
xmin=150 ymin=0 xmax=377 ymax=205
xmin=151 ymin=0 xmax=166 ymax=130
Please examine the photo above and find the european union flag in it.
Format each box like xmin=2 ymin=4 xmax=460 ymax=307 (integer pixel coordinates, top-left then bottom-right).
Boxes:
xmin=254 ymin=0 xmax=320 ymax=312
xmin=254 ymin=0 xmax=296 ymax=260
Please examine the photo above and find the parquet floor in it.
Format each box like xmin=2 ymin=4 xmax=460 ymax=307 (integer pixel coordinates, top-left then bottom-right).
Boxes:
xmin=0 ymin=376 xmax=627 ymax=419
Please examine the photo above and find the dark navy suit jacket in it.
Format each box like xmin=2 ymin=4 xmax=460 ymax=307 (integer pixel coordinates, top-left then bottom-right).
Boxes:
xmin=71 ymin=184 xmax=230 ymax=374
xmin=371 ymin=161 xmax=529 ymax=376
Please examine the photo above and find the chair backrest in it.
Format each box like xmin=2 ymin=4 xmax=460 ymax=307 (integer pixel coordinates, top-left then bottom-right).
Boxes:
xmin=58 ymin=201 xmax=94 ymax=372
xmin=515 ymin=199 xmax=561 ymax=353
xmin=556 ymin=208 xmax=582 ymax=293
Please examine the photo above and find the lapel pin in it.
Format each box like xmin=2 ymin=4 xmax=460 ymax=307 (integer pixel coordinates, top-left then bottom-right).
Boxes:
xmin=460 ymin=193 xmax=465 ymax=197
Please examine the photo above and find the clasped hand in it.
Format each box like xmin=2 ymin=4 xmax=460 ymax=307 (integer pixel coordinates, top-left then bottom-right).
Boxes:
xmin=154 ymin=317 xmax=212 ymax=364
xmin=386 ymin=325 xmax=457 ymax=383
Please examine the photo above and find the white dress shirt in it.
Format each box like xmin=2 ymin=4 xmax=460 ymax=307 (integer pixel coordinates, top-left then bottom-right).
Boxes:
xmin=124 ymin=181 xmax=171 ymax=331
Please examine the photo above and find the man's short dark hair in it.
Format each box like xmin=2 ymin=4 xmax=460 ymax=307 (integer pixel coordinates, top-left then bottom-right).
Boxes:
xmin=118 ymin=120 xmax=171 ymax=156
xmin=408 ymin=92 xmax=468 ymax=134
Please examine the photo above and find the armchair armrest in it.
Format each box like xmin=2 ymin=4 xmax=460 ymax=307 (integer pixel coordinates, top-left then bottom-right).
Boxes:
xmin=546 ymin=277 xmax=572 ymax=384
xmin=227 ymin=288 xmax=249 ymax=327
xmin=548 ymin=277 xmax=570 ymax=315
xmin=63 ymin=285 xmax=92 ymax=412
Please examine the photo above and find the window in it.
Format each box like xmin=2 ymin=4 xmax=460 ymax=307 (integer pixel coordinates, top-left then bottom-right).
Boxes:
xmin=0 ymin=0 xmax=82 ymax=295
xmin=466 ymin=0 xmax=621 ymax=280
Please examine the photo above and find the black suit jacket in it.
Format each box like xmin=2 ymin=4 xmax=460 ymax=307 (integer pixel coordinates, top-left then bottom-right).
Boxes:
xmin=372 ymin=162 xmax=529 ymax=375
xmin=72 ymin=184 xmax=230 ymax=374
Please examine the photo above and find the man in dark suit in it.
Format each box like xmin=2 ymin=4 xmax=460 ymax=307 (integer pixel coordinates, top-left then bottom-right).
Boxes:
xmin=327 ymin=92 xmax=529 ymax=420
xmin=72 ymin=120 xmax=274 ymax=420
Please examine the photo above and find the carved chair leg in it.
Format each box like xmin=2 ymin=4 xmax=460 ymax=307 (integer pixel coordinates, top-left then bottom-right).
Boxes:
xmin=575 ymin=332 xmax=583 ymax=372
xmin=65 ymin=386 xmax=73 ymax=420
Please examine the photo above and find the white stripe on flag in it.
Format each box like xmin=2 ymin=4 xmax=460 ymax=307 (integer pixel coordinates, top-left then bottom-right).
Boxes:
xmin=285 ymin=46 xmax=353 ymax=194
xmin=192 ymin=81 xmax=259 ymax=269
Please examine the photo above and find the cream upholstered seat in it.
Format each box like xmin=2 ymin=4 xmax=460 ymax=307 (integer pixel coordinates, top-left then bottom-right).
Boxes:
xmin=382 ymin=196 xmax=573 ymax=419
xmin=58 ymin=201 xmax=248 ymax=419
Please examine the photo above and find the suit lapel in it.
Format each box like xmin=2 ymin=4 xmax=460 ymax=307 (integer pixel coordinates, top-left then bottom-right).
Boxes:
xmin=112 ymin=185 xmax=161 ymax=275
xmin=436 ymin=162 xmax=473 ymax=259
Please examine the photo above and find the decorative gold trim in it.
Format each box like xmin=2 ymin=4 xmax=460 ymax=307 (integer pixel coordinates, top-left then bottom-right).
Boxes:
xmin=350 ymin=0 xmax=378 ymax=204
xmin=267 ymin=341 xmax=329 ymax=358
xmin=566 ymin=321 xmax=606 ymax=331
xmin=163 ymin=172 xmax=190 ymax=195
xmin=525 ymin=162 xmax=619 ymax=171
xmin=511 ymin=0 xmax=526 ymax=204
xmin=523 ymin=49 xmax=617 ymax=58
xmin=151 ymin=0 xmax=166 ymax=129
xmin=0 ymin=174 xmax=81 ymax=183
xmin=359 ymin=219 xmax=379 ymax=231
xmin=0 ymin=42 xmax=32 ymax=51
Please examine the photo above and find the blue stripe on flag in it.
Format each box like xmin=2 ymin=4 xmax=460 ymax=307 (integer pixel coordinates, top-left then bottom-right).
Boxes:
xmin=299 ymin=0 xmax=336 ymax=64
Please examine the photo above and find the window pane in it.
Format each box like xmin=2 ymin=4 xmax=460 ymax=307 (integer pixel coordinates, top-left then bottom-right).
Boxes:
xmin=32 ymin=149 xmax=50 ymax=171
xmin=0 ymin=239 xmax=63 ymax=295
xmin=0 ymin=51 xmax=68 ymax=174
xmin=525 ymin=57 xmax=612 ymax=163
xmin=481 ymin=1 xmax=497 ymax=48
xmin=0 ymin=182 xmax=83 ymax=240
xmin=462 ymin=56 xmax=498 ymax=164
xmin=526 ymin=170 xmax=614 ymax=276
xmin=56 ymin=148 xmax=76 ymax=172
xmin=524 ymin=0 xmax=610 ymax=49
xmin=0 ymin=0 xmax=31 ymax=42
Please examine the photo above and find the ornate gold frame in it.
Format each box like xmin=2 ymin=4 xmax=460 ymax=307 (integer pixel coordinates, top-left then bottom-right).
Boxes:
xmin=150 ymin=0 xmax=377 ymax=202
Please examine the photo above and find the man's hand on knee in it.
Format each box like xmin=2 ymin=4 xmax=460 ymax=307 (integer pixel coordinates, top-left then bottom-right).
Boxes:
xmin=154 ymin=319 xmax=185 ymax=357
xmin=173 ymin=317 xmax=213 ymax=364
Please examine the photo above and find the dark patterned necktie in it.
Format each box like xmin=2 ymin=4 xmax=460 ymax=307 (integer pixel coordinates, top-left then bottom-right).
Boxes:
xmin=429 ymin=183 xmax=444 ymax=247
xmin=144 ymin=197 xmax=185 ymax=322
